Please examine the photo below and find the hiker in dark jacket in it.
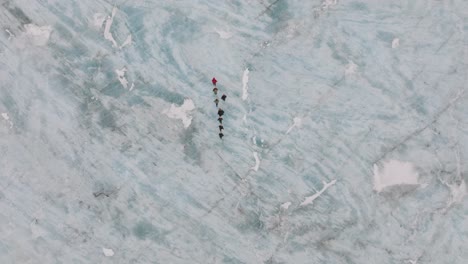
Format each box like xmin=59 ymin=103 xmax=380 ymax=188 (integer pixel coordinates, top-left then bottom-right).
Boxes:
xmin=214 ymin=98 xmax=219 ymax=107
xmin=221 ymin=94 xmax=227 ymax=101
xmin=219 ymin=125 xmax=224 ymax=131
xmin=219 ymin=132 xmax=224 ymax=139
xmin=218 ymin=108 xmax=224 ymax=116
xmin=218 ymin=117 xmax=223 ymax=124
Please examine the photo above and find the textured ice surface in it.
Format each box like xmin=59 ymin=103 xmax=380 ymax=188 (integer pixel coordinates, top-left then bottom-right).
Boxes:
xmin=0 ymin=0 xmax=467 ymax=263
xmin=242 ymin=68 xmax=250 ymax=101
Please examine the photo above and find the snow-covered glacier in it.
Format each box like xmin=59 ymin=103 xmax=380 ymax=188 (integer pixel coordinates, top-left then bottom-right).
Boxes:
xmin=0 ymin=0 xmax=467 ymax=263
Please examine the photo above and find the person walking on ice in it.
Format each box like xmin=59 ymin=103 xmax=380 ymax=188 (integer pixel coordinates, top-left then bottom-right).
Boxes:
xmin=219 ymin=125 xmax=224 ymax=131
xmin=218 ymin=108 xmax=224 ymax=117
xmin=214 ymin=98 xmax=219 ymax=107
xmin=221 ymin=94 xmax=227 ymax=101
xmin=212 ymin=77 xmax=217 ymax=86
xmin=213 ymin=87 xmax=218 ymax=95
xmin=218 ymin=117 xmax=223 ymax=124
xmin=219 ymin=132 xmax=224 ymax=139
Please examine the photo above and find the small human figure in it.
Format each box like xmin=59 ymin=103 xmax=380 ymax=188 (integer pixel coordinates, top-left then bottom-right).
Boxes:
xmin=219 ymin=125 xmax=224 ymax=131
xmin=214 ymin=98 xmax=219 ymax=107
xmin=219 ymin=132 xmax=224 ymax=139
xmin=218 ymin=108 xmax=224 ymax=116
xmin=212 ymin=77 xmax=217 ymax=86
xmin=218 ymin=117 xmax=223 ymax=124
xmin=213 ymin=87 xmax=218 ymax=95
xmin=221 ymin=94 xmax=227 ymax=101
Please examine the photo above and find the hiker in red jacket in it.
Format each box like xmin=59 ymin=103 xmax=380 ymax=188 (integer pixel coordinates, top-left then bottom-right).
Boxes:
xmin=212 ymin=77 xmax=217 ymax=86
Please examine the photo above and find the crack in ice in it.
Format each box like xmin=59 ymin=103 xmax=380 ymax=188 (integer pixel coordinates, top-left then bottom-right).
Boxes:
xmin=300 ymin=179 xmax=337 ymax=206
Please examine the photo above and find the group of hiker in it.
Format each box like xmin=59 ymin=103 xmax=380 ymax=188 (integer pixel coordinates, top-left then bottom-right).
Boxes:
xmin=212 ymin=77 xmax=227 ymax=139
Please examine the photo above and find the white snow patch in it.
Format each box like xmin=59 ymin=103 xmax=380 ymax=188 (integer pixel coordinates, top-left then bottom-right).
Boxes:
xmin=242 ymin=68 xmax=249 ymax=101
xmin=129 ymin=82 xmax=135 ymax=92
xmin=92 ymin=13 xmax=107 ymax=29
xmin=441 ymin=179 xmax=467 ymax=205
xmin=102 ymin=8 xmax=131 ymax=49
xmin=280 ymin=202 xmax=291 ymax=210
xmin=251 ymin=151 xmax=260 ymax=172
xmin=445 ymin=147 xmax=467 ymax=204
xmin=120 ymin=34 xmax=132 ymax=49
xmin=293 ymin=117 xmax=302 ymax=126
xmin=286 ymin=117 xmax=302 ymax=134
xmin=344 ymin=60 xmax=358 ymax=76
xmin=24 ymin=24 xmax=52 ymax=46
xmin=322 ymin=0 xmax=338 ymax=10
xmin=449 ymin=180 xmax=467 ymax=204
xmin=30 ymin=220 xmax=46 ymax=239
xmin=215 ymin=29 xmax=233 ymax=39
xmin=392 ymin=38 xmax=400 ymax=48
xmin=115 ymin=67 xmax=128 ymax=89
xmin=163 ymin=99 xmax=195 ymax=128
xmin=102 ymin=248 xmax=114 ymax=257
xmin=5 ymin=29 xmax=14 ymax=40
xmin=104 ymin=7 xmax=118 ymax=47
xmin=373 ymin=160 xmax=419 ymax=192
xmin=1 ymin=113 xmax=13 ymax=128
xmin=2 ymin=113 xmax=10 ymax=121
xmin=300 ymin=179 xmax=337 ymax=206
xmin=252 ymin=136 xmax=256 ymax=145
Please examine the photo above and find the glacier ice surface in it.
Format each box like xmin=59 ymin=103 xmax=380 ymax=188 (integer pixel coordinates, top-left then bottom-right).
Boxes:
xmin=0 ymin=0 xmax=467 ymax=263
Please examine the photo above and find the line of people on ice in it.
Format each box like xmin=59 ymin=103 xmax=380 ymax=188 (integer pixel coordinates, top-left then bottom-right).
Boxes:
xmin=212 ymin=77 xmax=227 ymax=139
